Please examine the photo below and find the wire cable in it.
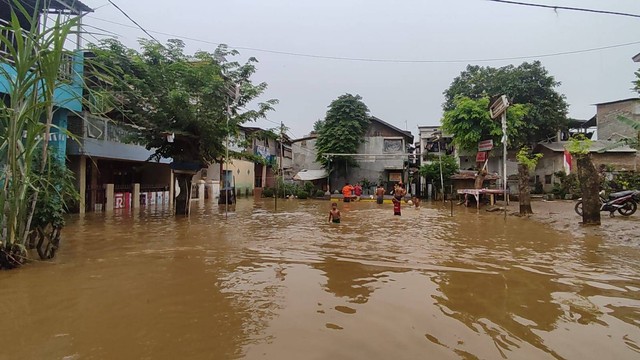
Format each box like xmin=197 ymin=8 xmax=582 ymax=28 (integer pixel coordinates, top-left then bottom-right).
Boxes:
xmin=106 ymin=0 xmax=161 ymax=44
xmin=87 ymin=15 xmax=640 ymax=64
xmin=486 ymin=0 xmax=640 ymax=19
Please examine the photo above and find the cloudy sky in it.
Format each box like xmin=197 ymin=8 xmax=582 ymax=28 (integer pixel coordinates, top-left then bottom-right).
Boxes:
xmin=81 ymin=0 xmax=640 ymax=139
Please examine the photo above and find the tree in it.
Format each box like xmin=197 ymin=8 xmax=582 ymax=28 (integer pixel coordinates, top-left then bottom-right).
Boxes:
xmin=89 ymin=40 xmax=277 ymax=215
xmin=634 ymin=68 xmax=640 ymax=94
xmin=568 ymin=135 xmax=600 ymax=225
xmin=516 ymin=147 xmax=543 ymax=215
xmin=418 ymin=154 xmax=459 ymax=197
xmin=315 ymin=94 xmax=370 ymax=181
xmin=443 ymin=61 xmax=569 ymax=147
xmin=441 ymin=96 xmax=528 ymax=152
xmin=1 ymin=2 xmax=80 ymax=267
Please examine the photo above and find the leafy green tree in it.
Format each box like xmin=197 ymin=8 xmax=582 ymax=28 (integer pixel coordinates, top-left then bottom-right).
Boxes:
xmin=418 ymin=154 xmax=459 ymax=195
xmin=89 ymin=39 xmax=277 ymax=214
xmin=443 ymin=61 xmax=569 ymax=146
xmin=441 ymin=96 xmax=528 ymax=152
xmin=634 ymin=68 xmax=640 ymax=94
xmin=315 ymin=94 xmax=370 ymax=179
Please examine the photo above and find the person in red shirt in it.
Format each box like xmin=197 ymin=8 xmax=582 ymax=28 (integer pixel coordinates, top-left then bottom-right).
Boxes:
xmin=354 ymin=183 xmax=363 ymax=201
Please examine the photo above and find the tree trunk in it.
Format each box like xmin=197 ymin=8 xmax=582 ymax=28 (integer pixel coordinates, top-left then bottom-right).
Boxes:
xmin=576 ymin=155 xmax=601 ymax=225
xmin=174 ymin=172 xmax=192 ymax=216
xmin=518 ymin=164 xmax=533 ymax=215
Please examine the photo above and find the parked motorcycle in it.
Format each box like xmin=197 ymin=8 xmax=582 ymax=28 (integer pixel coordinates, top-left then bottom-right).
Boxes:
xmin=574 ymin=190 xmax=639 ymax=217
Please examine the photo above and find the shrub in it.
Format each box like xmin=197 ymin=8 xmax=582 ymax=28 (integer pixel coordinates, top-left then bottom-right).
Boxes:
xmin=296 ymin=190 xmax=309 ymax=199
xmin=262 ymin=187 xmax=274 ymax=197
xmin=303 ymin=181 xmax=315 ymax=194
xmin=314 ymin=189 xmax=326 ymax=198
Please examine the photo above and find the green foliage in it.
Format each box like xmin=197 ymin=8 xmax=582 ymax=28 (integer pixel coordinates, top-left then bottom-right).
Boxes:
xmin=516 ymin=147 xmax=543 ymax=170
xmin=567 ymin=134 xmax=592 ymax=155
xmin=31 ymin=154 xmax=79 ymax=229
xmin=418 ymin=155 xmax=459 ymax=190
xmin=443 ymin=61 xmax=569 ymax=146
xmin=315 ymin=94 xmax=370 ymax=174
xmin=441 ymin=96 xmax=528 ymax=151
xmin=88 ymin=40 xmax=277 ymax=165
xmin=634 ymin=68 xmax=640 ymax=94
xmin=303 ymin=181 xmax=315 ymax=194
xmin=296 ymin=190 xmax=309 ymax=199
xmin=314 ymin=189 xmax=326 ymax=198
xmin=552 ymin=171 xmax=580 ymax=198
xmin=611 ymin=172 xmax=640 ymax=191
xmin=0 ymin=2 xmax=79 ymax=254
xmin=262 ymin=187 xmax=274 ymax=197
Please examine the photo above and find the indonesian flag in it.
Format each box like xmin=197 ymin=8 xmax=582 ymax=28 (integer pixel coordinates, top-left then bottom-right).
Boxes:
xmin=563 ymin=149 xmax=572 ymax=174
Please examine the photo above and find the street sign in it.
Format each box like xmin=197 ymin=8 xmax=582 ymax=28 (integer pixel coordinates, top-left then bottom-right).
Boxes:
xmin=476 ymin=151 xmax=487 ymax=162
xmin=490 ymin=95 xmax=509 ymax=119
xmin=478 ymin=139 xmax=493 ymax=152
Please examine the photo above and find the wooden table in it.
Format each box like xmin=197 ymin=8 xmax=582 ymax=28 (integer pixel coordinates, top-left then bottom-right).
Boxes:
xmin=457 ymin=188 xmax=509 ymax=209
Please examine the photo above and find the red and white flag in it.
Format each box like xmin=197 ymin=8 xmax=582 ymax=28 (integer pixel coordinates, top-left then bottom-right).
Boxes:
xmin=563 ymin=149 xmax=572 ymax=174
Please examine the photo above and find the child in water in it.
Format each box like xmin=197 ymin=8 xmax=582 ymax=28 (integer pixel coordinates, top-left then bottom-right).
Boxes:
xmin=328 ymin=202 xmax=341 ymax=223
xmin=392 ymin=197 xmax=402 ymax=216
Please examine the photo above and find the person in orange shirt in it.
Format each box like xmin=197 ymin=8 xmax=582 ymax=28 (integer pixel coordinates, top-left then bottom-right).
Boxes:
xmin=342 ymin=183 xmax=354 ymax=203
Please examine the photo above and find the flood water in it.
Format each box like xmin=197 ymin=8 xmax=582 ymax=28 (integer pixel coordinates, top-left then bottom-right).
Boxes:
xmin=1 ymin=198 xmax=640 ymax=359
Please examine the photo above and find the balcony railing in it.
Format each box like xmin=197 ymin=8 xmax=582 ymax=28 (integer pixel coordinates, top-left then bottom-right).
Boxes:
xmin=1 ymin=18 xmax=76 ymax=82
xmin=71 ymin=113 xmax=140 ymax=145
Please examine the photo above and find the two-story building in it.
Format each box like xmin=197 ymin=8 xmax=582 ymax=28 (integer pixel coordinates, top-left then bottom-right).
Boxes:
xmin=0 ymin=0 xmax=92 ymax=163
xmin=291 ymin=117 xmax=413 ymax=194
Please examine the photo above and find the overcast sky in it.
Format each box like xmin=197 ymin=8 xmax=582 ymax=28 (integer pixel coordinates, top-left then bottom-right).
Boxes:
xmin=81 ymin=0 xmax=640 ymax=140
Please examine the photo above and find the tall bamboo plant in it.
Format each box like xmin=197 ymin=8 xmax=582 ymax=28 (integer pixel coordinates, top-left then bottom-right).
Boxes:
xmin=0 ymin=1 xmax=79 ymax=266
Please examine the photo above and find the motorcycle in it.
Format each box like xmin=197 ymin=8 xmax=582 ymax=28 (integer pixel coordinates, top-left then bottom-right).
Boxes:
xmin=574 ymin=190 xmax=639 ymax=217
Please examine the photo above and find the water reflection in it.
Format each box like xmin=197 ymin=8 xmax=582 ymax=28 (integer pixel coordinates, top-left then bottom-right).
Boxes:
xmin=0 ymin=199 xmax=639 ymax=359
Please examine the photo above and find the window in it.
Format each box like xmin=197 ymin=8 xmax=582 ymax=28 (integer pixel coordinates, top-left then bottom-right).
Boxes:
xmin=373 ymin=130 xmax=383 ymax=137
xmin=383 ymin=139 xmax=403 ymax=153
xmin=545 ymin=175 xmax=552 ymax=184
xmin=301 ymin=140 xmax=307 ymax=148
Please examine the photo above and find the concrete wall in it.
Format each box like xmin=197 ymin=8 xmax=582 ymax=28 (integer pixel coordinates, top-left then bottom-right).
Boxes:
xmin=292 ymin=138 xmax=322 ymax=175
xmin=224 ymin=159 xmax=255 ymax=196
xmin=534 ymin=149 xmax=638 ymax=192
xmin=597 ymin=99 xmax=640 ymax=141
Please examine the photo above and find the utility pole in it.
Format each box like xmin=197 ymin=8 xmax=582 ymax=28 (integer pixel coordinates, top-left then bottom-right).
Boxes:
xmin=275 ymin=121 xmax=284 ymax=211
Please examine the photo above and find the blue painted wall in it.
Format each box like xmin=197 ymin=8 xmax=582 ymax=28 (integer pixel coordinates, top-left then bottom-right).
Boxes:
xmin=0 ymin=51 xmax=83 ymax=112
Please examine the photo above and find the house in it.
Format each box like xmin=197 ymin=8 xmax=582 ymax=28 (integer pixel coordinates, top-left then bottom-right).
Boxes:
xmin=194 ymin=126 xmax=293 ymax=199
xmin=66 ymin=50 xmax=173 ymax=213
xmin=533 ymin=141 xmax=637 ymax=193
xmin=595 ymin=98 xmax=640 ymax=142
xmin=417 ymin=126 xmax=454 ymax=197
xmin=0 ymin=1 xmax=104 ymax=212
xmin=291 ymin=117 xmax=413 ymax=193
xmin=291 ymin=135 xmax=328 ymax=191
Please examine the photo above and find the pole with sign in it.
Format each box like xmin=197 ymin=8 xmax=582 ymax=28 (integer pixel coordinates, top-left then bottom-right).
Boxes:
xmin=490 ymin=95 xmax=510 ymax=205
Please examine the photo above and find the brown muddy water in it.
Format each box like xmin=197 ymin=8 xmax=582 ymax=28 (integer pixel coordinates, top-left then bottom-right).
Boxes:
xmin=1 ymin=199 xmax=640 ymax=359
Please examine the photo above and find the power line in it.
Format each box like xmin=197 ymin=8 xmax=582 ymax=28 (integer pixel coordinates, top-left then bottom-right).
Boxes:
xmin=106 ymin=0 xmax=161 ymax=44
xmin=486 ymin=0 xmax=640 ymax=19
xmin=87 ymin=15 xmax=640 ymax=64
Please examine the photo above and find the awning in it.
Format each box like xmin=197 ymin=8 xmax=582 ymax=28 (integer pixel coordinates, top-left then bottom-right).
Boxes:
xmin=293 ymin=169 xmax=328 ymax=181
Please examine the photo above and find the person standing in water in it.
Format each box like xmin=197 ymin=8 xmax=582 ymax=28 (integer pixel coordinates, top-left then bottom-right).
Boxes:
xmin=342 ymin=183 xmax=354 ymax=203
xmin=375 ymin=184 xmax=385 ymax=204
xmin=392 ymin=182 xmax=406 ymax=216
xmin=328 ymin=202 xmax=341 ymax=223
